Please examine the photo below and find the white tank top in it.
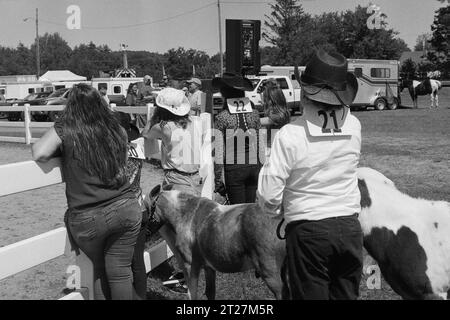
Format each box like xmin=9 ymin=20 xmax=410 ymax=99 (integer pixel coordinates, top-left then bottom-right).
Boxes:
xmin=160 ymin=119 xmax=201 ymax=173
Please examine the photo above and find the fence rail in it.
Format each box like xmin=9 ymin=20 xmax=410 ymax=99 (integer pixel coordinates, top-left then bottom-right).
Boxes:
xmin=0 ymin=103 xmax=154 ymax=146
xmin=0 ymin=113 xmax=214 ymax=300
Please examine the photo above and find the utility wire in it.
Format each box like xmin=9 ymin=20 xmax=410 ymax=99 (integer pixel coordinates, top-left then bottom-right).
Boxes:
xmin=40 ymin=2 xmax=216 ymax=30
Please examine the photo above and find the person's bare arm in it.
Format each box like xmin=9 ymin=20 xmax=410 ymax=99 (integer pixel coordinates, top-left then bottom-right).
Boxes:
xmin=31 ymin=127 xmax=62 ymax=162
xmin=260 ymin=116 xmax=274 ymax=127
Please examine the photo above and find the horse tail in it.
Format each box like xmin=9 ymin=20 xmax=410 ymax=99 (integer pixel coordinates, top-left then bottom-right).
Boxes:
xmin=437 ymin=81 xmax=442 ymax=90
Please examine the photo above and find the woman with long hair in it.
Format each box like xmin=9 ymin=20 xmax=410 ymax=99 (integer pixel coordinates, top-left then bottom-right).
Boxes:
xmin=259 ymin=79 xmax=291 ymax=158
xmin=32 ymin=84 xmax=141 ymax=300
xmin=114 ymin=111 xmax=148 ymax=300
xmin=260 ymin=79 xmax=290 ymax=130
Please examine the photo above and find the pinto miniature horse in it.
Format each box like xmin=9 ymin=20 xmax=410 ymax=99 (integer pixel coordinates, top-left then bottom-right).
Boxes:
xmin=357 ymin=167 xmax=450 ymax=300
xmin=401 ymin=78 xmax=442 ymax=109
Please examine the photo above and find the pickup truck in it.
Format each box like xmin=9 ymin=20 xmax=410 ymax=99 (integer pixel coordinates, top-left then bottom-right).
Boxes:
xmin=213 ymin=75 xmax=301 ymax=116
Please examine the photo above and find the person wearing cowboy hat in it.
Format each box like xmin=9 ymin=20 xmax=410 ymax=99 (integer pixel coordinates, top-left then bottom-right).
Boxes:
xmin=212 ymin=72 xmax=262 ymax=205
xmin=141 ymin=87 xmax=202 ymax=293
xmin=257 ymin=49 xmax=363 ymax=300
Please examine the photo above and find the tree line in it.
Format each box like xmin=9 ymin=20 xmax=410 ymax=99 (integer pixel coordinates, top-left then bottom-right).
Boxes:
xmin=0 ymin=1 xmax=448 ymax=80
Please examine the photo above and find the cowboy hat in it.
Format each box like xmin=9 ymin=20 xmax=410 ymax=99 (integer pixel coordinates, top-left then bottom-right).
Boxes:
xmin=212 ymin=72 xmax=253 ymax=91
xmin=155 ymin=87 xmax=191 ymax=116
xmin=300 ymin=49 xmax=358 ymax=106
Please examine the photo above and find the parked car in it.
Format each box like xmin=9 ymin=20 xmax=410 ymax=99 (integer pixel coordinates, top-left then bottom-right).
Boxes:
xmin=37 ymin=88 xmax=70 ymax=121
xmin=6 ymin=92 xmax=52 ymax=121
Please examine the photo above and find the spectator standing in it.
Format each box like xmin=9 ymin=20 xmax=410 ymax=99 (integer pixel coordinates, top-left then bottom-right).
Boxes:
xmin=137 ymin=75 xmax=155 ymax=103
xmin=182 ymin=86 xmax=189 ymax=97
xmin=259 ymin=79 xmax=290 ymax=158
xmin=212 ymin=72 xmax=262 ymax=204
xmin=187 ymin=77 xmax=204 ymax=116
xmin=257 ymin=50 xmax=363 ymax=300
xmin=32 ymin=84 xmax=141 ymax=300
xmin=160 ymin=75 xmax=171 ymax=88
xmin=126 ymin=83 xmax=146 ymax=129
xmin=126 ymin=83 xmax=139 ymax=106
xmin=98 ymin=84 xmax=110 ymax=107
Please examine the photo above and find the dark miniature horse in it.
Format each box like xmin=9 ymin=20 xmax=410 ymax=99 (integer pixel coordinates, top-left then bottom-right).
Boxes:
xmin=400 ymin=78 xmax=442 ymax=109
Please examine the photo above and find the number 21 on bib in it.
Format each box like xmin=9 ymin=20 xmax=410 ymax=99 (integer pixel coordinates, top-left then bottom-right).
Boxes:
xmin=304 ymin=106 xmax=351 ymax=137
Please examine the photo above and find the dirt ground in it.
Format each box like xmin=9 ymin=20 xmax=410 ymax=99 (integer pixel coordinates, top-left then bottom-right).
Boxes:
xmin=0 ymin=88 xmax=449 ymax=299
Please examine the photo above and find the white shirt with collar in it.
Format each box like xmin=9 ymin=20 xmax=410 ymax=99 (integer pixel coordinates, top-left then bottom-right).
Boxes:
xmin=257 ymin=106 xmax=362 ymax=223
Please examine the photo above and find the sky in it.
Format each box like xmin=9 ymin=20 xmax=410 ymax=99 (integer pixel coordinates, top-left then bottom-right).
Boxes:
xmin=0 ymin=0 xmax=447 ymax=56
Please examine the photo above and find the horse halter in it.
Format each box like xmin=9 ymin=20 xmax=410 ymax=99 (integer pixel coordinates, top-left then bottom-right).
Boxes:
xmin=150 ymin=193 xmax=161 ymax=222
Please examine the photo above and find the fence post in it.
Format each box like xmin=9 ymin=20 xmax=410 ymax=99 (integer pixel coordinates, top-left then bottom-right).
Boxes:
xmin=200 ymin=113 xmax=214 ymax=200
xmin=75 ymin=251 xmax=94 ymax=300
xmin=24 ymin=104 xmax=32 ymax=145
xmin=144 ymin=103 xmax=160 ymax=160
xmin=146 ymin=103 xmax=154 ymax=122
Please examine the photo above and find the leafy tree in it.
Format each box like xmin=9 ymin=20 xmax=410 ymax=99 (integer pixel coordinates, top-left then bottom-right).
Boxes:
xmin=400 ymin=58 xmax=418 ymax=79
xmin=428 ymin=2 xmax=450 ymax=77
xmin=414 ymin=34 xmax=433 ymax=51
xmin=163 ymin=47 xmax=219 ymax=81
xmin=30 ymin=33 xmax=72 ymax=75
xmin=263 ymin=0 xmax=311 ymax=65
xmin=68 ymin=42 xmax=119 ymax=79
xmin=338 ymin=5 xmax=410 ymax=60
xmin=260 ymin=46 xmax=281 ymax=65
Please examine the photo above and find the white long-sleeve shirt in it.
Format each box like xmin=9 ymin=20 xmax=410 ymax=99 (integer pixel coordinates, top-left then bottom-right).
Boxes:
xmin=257 ymin=110 xmax=362 ymax=223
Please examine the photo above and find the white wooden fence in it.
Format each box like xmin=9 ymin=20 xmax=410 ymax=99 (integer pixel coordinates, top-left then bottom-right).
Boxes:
xmin=0 ymin=111 xmax=214 ymax=300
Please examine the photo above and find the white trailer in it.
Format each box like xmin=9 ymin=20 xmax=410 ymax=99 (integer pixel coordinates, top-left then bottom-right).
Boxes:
xmin=0 ymin=81 xmax=54 ymax=101
xmin=91 ymin=77 xmax=145 ymax=105
xmin=347 ymin=59 xmax=400 ymax=110
xmin=262 ymin=60 xmax=400 ymax=111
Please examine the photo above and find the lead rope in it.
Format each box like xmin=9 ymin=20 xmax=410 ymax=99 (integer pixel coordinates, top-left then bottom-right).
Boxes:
xmin=276 ymin=218 xmax=286 ymax=240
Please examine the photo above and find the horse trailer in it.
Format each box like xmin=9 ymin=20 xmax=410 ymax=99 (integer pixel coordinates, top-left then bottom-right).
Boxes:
xmin=0 ymin=81 xmax=54 ymax=101
xmin=261 ymin=60 xmax=400 ymax=111
xmin=347 ymin=59 xmax=400 ymax=111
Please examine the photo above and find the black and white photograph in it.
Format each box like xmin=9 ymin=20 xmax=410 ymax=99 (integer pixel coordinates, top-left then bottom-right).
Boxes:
xmin=0 ymin=0 xmax=449 ymax=304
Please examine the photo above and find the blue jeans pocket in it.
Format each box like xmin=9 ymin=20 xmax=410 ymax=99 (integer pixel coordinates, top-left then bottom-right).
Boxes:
xmin=117 ymin=200 xmax=142 ymax=229
xmin=69 ymin=213 xmax=97 ymax=242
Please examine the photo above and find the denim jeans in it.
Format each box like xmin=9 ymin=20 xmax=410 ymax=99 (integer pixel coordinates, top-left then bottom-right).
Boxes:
xmin=67 ymin=197 xmax=142 ymax=300
xmin=163 ymin=170 xmax=201 ymax=196
xmin=131 ymin=205 xmax=149 ymax=300
xmin=283 ymin=214 xmax=363 ymax=300
xmin=224 ymin=164 xmax=261 ymax=204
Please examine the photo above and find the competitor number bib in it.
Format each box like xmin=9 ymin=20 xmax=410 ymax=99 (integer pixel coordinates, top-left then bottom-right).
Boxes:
xmin=227 ymin=97 xmax=253 ymax=114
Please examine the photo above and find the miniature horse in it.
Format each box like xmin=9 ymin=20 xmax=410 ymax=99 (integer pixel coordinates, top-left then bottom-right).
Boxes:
xmin=401 ymin=78 xmax=442 ymax=109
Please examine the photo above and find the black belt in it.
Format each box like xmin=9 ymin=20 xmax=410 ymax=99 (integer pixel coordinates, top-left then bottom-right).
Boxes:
xmin=164 ymin=169 xmax=198 ymax=176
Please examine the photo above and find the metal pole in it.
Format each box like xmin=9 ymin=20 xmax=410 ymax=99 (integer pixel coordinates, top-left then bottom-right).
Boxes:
xmin=217 ymin=0 xmax=223 ymax=76
xmin=36 ymin=8 xmax=40 ymax=78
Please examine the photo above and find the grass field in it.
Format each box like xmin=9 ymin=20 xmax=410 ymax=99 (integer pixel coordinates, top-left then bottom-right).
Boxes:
xmin=0 ymin=88 xmax=449 ymax=300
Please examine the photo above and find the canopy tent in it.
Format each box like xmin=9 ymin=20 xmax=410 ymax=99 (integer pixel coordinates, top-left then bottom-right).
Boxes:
xmin=39 ymin=70 xmax=87 ymax=82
